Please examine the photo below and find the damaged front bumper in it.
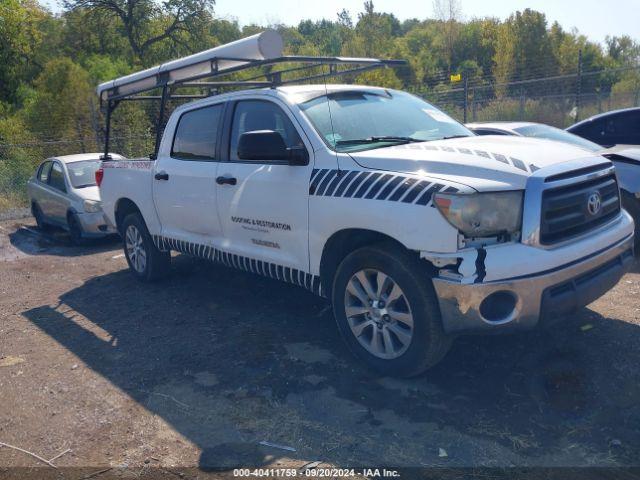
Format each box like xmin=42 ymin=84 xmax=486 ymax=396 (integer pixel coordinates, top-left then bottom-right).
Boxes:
xmin=429 ymin=214 xmax=635 ymax=334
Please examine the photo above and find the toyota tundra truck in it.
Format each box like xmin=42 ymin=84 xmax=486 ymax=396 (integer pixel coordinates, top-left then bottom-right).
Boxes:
xmin=95 ymin=82 xmax=635 ymax=377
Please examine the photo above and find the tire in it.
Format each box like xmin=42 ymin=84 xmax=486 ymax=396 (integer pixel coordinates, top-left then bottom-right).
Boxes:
xmin=32 ymin=203 xmax=49 ymax=231
xmin=122 ymin=212 xmax=170 ymax=282
xmin=331 ymin=242 xmax=452 ymax=377
xmin=68 ymin=214 xmax=85 ymax=246
xmin=621 ymin=190 xmax=640 ymax=248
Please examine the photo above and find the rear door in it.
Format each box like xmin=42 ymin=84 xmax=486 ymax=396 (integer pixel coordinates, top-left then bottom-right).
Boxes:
xmin=152 ymin=101 xmax=225 ymax=246
xmin=46 ymin=161 xmax=71 ymax=224
xmin=215 ymin=98 xmax=313 ymax=271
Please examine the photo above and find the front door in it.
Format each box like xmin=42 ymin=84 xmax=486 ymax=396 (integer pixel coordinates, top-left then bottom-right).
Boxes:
xmin=215 ymin=99 xmax=313 ymax=272
xmin=152 ymin=102 xmax=225 ymax=246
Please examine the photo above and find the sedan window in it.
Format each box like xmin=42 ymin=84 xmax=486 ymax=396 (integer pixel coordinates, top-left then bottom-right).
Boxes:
xmin=48 ymin=162 xmax=67 ymax=193
xmin=38 ymin=161 xmax=53 ymax=183
xmin=67 ymin=160 xmax=101 ymax=188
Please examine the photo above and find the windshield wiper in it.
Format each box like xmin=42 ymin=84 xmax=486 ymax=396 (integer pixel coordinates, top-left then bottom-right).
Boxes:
xmin=439 ymin=135 xmax=472 ymax=140
xmin=74 ymin=183 xmax=97 ymax=189
xmin=336 ymin=136 xmax=424 ymax=146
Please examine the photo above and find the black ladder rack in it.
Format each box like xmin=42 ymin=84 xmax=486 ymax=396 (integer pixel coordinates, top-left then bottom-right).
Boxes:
xmin=99 ymin=55 xmax=407 ymax=160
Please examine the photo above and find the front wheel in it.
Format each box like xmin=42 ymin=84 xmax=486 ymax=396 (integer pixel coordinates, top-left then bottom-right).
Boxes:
xmin=331 ymin=243 xmax=452 ymax=377
xmin=68 ymin=214 xmax=85 ymax=246
xmin=122 ymin=213 xmax=170 ymax=282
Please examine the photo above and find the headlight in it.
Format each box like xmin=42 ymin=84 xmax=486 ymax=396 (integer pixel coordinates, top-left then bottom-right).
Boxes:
xmin=433 ymin=191 xmax=523 ymax=237
xmin=83 ymin=200 xmax=102 ymax=213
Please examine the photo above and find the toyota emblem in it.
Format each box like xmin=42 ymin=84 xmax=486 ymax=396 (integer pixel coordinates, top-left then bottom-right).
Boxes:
xmin=587 ymin=192 xmax=602 ymax=216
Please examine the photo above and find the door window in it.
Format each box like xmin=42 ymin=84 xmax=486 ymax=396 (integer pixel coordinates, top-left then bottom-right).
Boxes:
xmin=48 ymin=162 xmax=67 ymax=193
xmin=171 ymin=104 xmax=224 ymax=160
xmin=229 ymin=100 xmax=303 ymax=161
xmin=38 ymin=161 xmax=52 ymax=183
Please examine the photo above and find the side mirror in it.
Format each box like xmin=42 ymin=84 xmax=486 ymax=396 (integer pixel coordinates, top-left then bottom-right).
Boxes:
xmin=287 ymin=145 xmax=309 ymax=166
xmin=237 ymin=130 xmax=309 ymax=166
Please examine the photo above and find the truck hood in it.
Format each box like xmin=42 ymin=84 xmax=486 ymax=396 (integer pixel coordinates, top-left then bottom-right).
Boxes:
xmin=349 ymin=135 xmax=603 ymax=191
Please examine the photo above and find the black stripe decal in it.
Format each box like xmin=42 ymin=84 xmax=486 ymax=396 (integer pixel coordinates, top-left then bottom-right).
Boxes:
xmin=316 ymin=169 xmax=338 ymax=196
xmin=389 ymin=178 xmax=417 ymax=201
xmin=415 ymin=183 xmax=444 ymax=205
xmin=309 ymin=169 xmax=330 ymax=194
xmin=364 ymin=174 xmax=393 ymax=199
xmin=353 ymin=172 xmax=382 ymax=198
xmin=401 ymin=180 xmax=430 ymax=203
xmin=511 ymin=158 xmax=527 ymax=171
xmin=309 ymin=168 xmax=322 ymax=184
xmin=376 ymin=176 xmax=403 ymax=200
xmin=157 ymin=235 xmax=323 ymax=296
xmin=323 ymin=170 xmax=347 ymax=196
xmin=333 ymin=170 xmax=358 ymax=197
xmin=343 ymin=172 xmax=370 ymax=198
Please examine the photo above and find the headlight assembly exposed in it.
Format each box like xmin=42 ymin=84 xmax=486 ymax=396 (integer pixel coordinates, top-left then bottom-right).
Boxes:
xmin=83 ymin=199 xmax=102 ymax=213
xmin=433 ymin=191 xmax=523 ymax=237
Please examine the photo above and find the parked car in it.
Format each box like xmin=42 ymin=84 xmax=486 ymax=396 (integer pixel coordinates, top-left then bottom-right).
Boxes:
xmin=567 ymin=107 xmax=640 ymax=148
xmin=96 ymin=34 xmax=635 ymax=377
xmin=27 ymin=153 xmax=121 ymax=244
xmin=467 ymin=121 xmax=640 ymax=243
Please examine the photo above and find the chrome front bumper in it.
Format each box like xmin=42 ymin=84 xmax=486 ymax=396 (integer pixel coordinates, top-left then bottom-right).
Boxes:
xmin=432 ymin=234 xmax=635 ymax=334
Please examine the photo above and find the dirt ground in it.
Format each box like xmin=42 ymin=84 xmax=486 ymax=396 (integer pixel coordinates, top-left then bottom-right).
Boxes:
xmin=1 ymin=217 xmax=639 ymax=477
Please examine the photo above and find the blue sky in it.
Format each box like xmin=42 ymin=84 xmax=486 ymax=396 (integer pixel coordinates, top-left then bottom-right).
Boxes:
xmin=41 ymin=0 xmax=639 ymax=45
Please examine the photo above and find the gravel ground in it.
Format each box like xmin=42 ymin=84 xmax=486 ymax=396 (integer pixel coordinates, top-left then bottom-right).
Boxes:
xmin=1 ymin=218 xmax=639 ymax=477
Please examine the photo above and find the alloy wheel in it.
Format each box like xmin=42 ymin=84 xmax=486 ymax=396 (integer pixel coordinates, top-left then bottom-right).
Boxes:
xmin=344 ymin=269 xmax=414 ymax=359
xmin=125 ymin=224 xmax=147 ymax=273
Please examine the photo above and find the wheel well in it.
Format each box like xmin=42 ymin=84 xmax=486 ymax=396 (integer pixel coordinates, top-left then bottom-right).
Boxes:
xmin=319 ymin=229 xmax=426 ymax=299
xmin=114 ymin=198 xmax=141 ymax=235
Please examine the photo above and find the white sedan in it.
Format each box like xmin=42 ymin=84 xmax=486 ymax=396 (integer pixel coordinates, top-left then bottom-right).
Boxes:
xmin=27 ymin=153 xmax=122 ymax=244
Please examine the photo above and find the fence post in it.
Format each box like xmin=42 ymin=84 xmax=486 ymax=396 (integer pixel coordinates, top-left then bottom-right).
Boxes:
xmin=471 ymin=87 xmax=477 ymax=121
xmin=461 ymin=74 xmax=468 ymax=123
xmin=575 ymin=49 xmax=583 ymax=122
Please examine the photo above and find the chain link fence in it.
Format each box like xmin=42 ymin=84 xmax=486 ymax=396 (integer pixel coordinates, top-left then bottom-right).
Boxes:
xmin=0 ymin=134 xmax=154 ymax=218
xmin=424 ymin=64 xmax=640 ymax=127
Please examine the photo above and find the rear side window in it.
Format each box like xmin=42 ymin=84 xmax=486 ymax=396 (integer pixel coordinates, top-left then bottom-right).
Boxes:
xmin=171 ymin=104 xmax=223 ymax=160
xmin=38 ymin=161 xmax=52 ymax=182
xmin=48 ymin=162 xmax=67 ymax=192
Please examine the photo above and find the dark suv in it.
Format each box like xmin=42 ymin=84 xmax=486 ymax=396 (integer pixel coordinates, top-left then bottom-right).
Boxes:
xmin=567 ymin=107 xmax=640 ymax=147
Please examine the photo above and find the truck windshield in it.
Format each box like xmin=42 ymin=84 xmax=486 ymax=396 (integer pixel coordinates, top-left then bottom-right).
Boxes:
xmin=298 ymin=90 xmax=472 ymax=152
xmin=67 ymin=160 xmax=101 ymax=188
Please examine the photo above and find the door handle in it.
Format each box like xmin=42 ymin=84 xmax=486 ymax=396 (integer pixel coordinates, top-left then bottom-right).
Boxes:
xmin=154 ymin=171 xmax=169 ymax=181
xmin=216 ymin=176 xmax=237 ymax=186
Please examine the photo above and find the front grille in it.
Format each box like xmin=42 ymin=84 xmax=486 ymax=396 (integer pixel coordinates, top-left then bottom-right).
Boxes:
xmin=540 ymin=172 xmax=620 ymax=245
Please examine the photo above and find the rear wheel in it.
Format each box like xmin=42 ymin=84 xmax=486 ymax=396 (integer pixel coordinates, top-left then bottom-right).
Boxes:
xmin=331 ymin=243 xmax=452 ymax=377
xmin=31 ymin=203 xmax=49 ymax=231
xmin=122 ymin=213 xmax=170 ymax=282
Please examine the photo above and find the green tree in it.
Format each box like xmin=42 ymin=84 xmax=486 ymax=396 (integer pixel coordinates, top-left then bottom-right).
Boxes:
xmin=0 ymin=0 xmax=49 ymax=103
xmin=62 ymin=0 xmax=216 ymax=62
xmin=22 ymin=58 xmax=94 ymax=149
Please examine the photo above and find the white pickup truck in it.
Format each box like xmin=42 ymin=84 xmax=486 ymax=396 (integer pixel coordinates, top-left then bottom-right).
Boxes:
xmin=96 ymin=35 xmax=634 ymax=376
